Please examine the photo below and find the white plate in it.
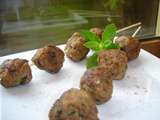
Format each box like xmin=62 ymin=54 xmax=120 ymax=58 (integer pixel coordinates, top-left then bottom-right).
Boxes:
xmin=0 ymin=45 xmax=160 ymax=120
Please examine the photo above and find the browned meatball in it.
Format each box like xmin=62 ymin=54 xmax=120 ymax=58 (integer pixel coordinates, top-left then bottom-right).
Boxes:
xmin=98 ymin=49 xmax=128 ymax=80
xmin=49 ymin=88 xmax=99 ymax=120
xmin=0 ymin=59 xmax=32 ymax=88
xmin=90 ymin=27 xmax=103 ymax=38
xmin=80 ymin=66 xmax=113 ymax=105
xmin=64 ymin=32 xmax=89 ymax=61
xmin=32 ymin=45 xmax=64 ymax=73
xmin=115 ymin=36 xmax=141 ymax=60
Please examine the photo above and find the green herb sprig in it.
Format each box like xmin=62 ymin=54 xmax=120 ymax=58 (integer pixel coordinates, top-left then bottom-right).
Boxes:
xmin=81 ymin=23 xmax=119 ymax=69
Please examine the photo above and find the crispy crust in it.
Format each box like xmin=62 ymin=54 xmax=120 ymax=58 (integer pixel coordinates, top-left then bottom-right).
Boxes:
xmin=0 ymin=59 xmax=32 ymax=87
xmin=32 ymin=45 xmax=64 ymax=73
xmin=115 ymin=36 xmax=141 ymax=60
xmin=98 ymin=49 xmax=128 ymax=80
xmin=64 ymin=32 xmax=89 ymax=61
xmin=90 ymin=27 xmax=103 ymax=38
xmin=49 ymin=88 xmax=99 ymax=120
xmin=80 ymin=66 xmax=113 ymax=104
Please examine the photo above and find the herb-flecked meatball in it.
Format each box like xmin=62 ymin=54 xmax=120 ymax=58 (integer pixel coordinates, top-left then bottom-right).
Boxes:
xmin=64 ymin=32 xmax=89 ymax=61
xmin=0 ymin=59 xmax=32 ymax=88
xmin=32 ymin=45 xmax=64 ymax=73
xmin=49 ymin=88 xmax=99 ymax=120
xmin=90 ymin=27 xmax=103 ymax=38
xmin=80 ymin=66 xmax=113 ymax=105
xmin=98 ymin=49 xmax=128 ymax=80
xmin=115 ymin=36 xmax=141 ymax=60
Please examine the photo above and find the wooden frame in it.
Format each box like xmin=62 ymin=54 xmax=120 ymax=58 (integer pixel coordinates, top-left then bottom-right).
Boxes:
xmin=141 ymin=39 xmax=160 ymax=58
xmin=156 ymin=1 xmax=160 ymax=36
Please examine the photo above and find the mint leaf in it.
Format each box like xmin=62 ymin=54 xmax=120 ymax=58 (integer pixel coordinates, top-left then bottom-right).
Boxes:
xmin=103 ymin=40 xmax=111 ymax=45
xmin=84 ymin=41 xmax=100 ymax=51
xmin=102 ymin=24 xmax=117 ymax=42
xmin=86 ymin=53 xmax=98 ymax=69
xmin=104 ymin=42 xmax=119 ymax=50
xmin=81 ymin=30 xmax=100 ymax=42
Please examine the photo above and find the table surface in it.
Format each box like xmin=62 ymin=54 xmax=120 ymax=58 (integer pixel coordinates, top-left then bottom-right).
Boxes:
xmin=0 ymin=45 xmax=160 ymax=120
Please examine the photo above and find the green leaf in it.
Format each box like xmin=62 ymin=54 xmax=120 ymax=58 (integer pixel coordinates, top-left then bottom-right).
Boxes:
xmin=104 ymin=42 xmax=120 ymax=50
xmin=103 ymin=40 xmax=111 ymax=45
xmin=109 ymin=0 xmax=119 ymax=10
xmin=102 ymin=23 xmax=117 ymax=42
xmin=81 ymin=30 xmax=100 ymax=42
xmin=86 ymin=53 xmax=98 ymax=69
xmin=84 ymin=41 xmax=100 ymax=51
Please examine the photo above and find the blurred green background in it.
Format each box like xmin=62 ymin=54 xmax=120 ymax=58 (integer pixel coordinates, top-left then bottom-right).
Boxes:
xmin=0 ymin=0 xmax=159 ymax=56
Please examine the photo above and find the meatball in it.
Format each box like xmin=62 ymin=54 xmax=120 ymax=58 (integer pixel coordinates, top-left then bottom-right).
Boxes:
xmin=49 ymin=88 xmax=99 ymax=120
xmin=32 ymin=45 xmax=64 ymax=73
xmin=98 ymin=49 xmax=128 ymax=80
xmin=90 ymin=27 xmax=103 ymax=38
xmin=64 ymin=32 xmax=89 ymax=61
xmin=80 ymin=66 xmax=113 ymax=105
xmin=0 ymin=59 xmax=32 ymax=88
xmin=115 ymin=36 xmax=141 ymax=60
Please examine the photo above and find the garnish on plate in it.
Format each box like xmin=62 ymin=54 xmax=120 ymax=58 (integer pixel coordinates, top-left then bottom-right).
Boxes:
xmin=81 ymin=23 xmax=120 ymax=69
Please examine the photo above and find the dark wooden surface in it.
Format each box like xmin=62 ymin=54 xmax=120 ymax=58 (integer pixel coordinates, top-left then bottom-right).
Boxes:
xmin=141 ymin=38 xmax=160 ymax=58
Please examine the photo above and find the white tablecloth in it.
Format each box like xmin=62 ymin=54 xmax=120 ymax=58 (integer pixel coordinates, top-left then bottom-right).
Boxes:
xmin=0 ymin=45 xmax=160 ymax=120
